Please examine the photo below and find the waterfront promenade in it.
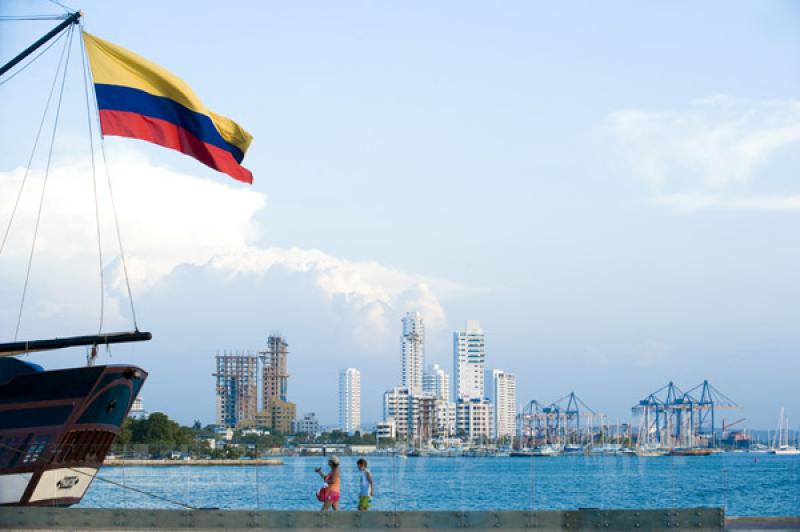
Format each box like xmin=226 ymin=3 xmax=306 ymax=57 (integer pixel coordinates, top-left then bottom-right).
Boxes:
xmin=0 ymin=507 xmax=728 ymax=531
xmin=4 ymin=508 xmax=800 ymax=531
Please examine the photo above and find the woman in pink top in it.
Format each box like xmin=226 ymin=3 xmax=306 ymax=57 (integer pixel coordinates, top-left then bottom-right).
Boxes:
xmin=316 ymin=455 xmax=341 ymax=511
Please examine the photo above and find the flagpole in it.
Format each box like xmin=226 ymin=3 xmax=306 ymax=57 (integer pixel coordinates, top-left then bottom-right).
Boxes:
xmin=0 ymin=10 xmax=82 ymax=78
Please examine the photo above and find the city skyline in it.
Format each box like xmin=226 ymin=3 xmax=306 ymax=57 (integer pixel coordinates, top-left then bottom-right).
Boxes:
xmin=2 ymin=1 xmax=799 ymax=429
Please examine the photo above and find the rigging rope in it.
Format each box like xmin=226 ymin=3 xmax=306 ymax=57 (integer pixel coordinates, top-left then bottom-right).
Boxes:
xmin=0 ymin=27 xmax=70 ymax=259
xmin=79 ymin=27 xmax=105 ymax=334
xmin=81 ymin=28 xmax=140 ymax=331
xmin=46 ymin=0 xmax=74 ymax=13
xmin=14 ymin=25 xmax=74 ymax=341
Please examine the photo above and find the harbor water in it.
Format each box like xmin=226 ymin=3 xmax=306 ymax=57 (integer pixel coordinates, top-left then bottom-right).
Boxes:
xmin=78 ymin=454 xmax=800 ymax=517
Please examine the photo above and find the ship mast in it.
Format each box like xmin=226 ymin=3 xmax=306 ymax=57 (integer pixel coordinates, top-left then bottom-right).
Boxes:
xmin=0 ymin=11 xmax=82 ymax=78
xmin=0 ymin=9 xmax=152 ymax=357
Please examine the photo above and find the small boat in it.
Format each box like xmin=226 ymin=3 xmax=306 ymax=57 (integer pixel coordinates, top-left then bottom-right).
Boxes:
xmin=513 ymin=445 xmax=561 ymax=457
xmin=770 ymin=445 xmax=800 ymax=456
xmin=635 ymin=445 xmax=668 ymax=457
xmin=768 ymin=408 xmax=800 ymax=455
xmin=590 ymin=443 xmax=623 ymax=456
xmin=669 ymin=448 xmax=713 ymax=457
xmin=562 ymin=444 xmax=586 ymax=456
xmin=750 ymin=443 xmax=771 ymax=454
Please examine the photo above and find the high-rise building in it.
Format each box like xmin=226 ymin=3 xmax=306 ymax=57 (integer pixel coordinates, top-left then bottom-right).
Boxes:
xmin=456 ymin=398 xmax=493 ymax=442
xmin=260 ymin=335 xmax=289 ymax=407
xmin=383 ymin=386 xmax=454 ymax=444
xmin=423 ymin=363 xmax=450 ymax=402
xmin=339 ymin=368 xmax=361 ymax=434
xmin=214 ymin=352 xmax=258 ymax=428
xmin=433 ymin=399 xmax=457 ymax=439
xmin=401 ymin=312 xmax=425 ymax=394
xmin=453 ymin=320 xmax=486 ymax=401
xmin=489 ymin=369 xmax=517 ymax=440
xmin=383 ymin=386 xmax=413 ymax=440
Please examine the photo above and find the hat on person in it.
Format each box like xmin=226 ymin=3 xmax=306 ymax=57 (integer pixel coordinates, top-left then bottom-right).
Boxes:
xmin=329 ymin=455 xmax=340 ymax=465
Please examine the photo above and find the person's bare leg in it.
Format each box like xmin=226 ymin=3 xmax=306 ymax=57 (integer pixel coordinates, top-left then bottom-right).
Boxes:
xmin=321 ymin=501 xmax=331 ymax=512
xmin=332 ymin=500 xmax=339 ymax=511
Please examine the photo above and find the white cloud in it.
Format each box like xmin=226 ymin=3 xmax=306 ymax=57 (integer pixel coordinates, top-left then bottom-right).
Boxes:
xmin=609 ymin=95 xmax=800 ymax=188
xmin=657 ymin=193 xmax=800 ymax=213
xmin=0 ymin=147 xmax=449 ymax=344
xmin=207 ymin=247 xmax=447 ymax=344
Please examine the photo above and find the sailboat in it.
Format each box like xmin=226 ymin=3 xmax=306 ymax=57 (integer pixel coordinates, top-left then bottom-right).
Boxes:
xmin=1 ymin=6 xmax=252 ymax=506
xmin=769 ymin=408 xmax=800 ymax=456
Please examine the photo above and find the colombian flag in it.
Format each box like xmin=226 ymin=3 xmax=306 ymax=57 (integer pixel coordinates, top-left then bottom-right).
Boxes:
xmin=83 ymin=32 xmax=253 ymax=184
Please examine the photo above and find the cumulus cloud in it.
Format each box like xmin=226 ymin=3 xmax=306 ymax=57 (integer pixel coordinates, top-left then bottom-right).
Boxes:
xmin=0 ymin=146 xmax=449 ymax=345
xmin=208 ymin=248 xmax=446 ymax=343
xmin=609 ymin=95 xmax=800 ymax=187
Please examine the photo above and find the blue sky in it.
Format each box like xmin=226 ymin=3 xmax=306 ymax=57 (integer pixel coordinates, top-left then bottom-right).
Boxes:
xmin=1 ymin=1 xmax=799 ymax=428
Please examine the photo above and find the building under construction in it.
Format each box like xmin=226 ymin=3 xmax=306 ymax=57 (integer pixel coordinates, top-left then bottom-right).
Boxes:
xmin=214 ymin=351 xmax=259 ymax=428
xmin=214 ymin=335 xmax=297 ymax=431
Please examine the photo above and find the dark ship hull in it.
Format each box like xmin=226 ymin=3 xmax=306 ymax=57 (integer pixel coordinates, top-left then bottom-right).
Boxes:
xmin=0 ymin=358 xmax=147 ymax=506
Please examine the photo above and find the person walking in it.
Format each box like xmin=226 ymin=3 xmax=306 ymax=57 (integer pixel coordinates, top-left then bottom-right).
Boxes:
xmin=356 ymin=458 xmax=374 ymax=511
xmin=316 ymin=456 xmax=341 ymax=511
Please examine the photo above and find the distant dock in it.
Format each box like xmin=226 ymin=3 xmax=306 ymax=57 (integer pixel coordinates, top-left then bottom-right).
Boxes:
xmin=103 ymin=458 xmax=284 ymax=466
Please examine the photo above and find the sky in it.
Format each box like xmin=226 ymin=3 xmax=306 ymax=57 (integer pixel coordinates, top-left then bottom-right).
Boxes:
xmin=1 ymin=1 xmax=799 ymax=429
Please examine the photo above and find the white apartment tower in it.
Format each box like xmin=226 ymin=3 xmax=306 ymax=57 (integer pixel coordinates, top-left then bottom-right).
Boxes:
xmin=456 ymin=398 xmax=493 ymax=442
xmin=490 ymin=369 xmax=517 ymax=440
xmin=339 ymin=368 xmax=361 ymax=434
xmin=453 ymin=320 xmax=486 ymax=401
xmin=383 ymin=386 xmax=412 ymax=440
xmin=423 ymin=363 xmax=450 ymax=402
xmin=401 ymin=312 xmax=425 ymax=395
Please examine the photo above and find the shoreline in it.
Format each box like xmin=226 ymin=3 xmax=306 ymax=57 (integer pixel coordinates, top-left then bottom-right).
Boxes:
xmin=104 ymin=458 xmax=284 ymax=466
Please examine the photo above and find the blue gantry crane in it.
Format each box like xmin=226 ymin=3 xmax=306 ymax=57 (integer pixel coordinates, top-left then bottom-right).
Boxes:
xmin=632 ymin=380 xmax=738 ymax=449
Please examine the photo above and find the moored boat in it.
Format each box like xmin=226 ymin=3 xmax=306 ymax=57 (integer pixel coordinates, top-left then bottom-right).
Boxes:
xmin=2 ymin=2 xmax=253 ymax=507
xmin=0 ymin=356 xmax=147 ymax=506
xmin=669 ymin=448 xmax=713 ymax=456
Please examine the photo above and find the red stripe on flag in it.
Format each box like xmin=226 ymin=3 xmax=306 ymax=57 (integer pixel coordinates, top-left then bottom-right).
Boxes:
xmin=98 ymin=109 xmax=253 ymax=184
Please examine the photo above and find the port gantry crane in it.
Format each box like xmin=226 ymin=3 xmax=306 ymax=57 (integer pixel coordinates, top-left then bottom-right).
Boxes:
xmin=632 ymin=380 xmax=738 ymax=449
xmin=517 ymin=392 xmax=598 ymax=447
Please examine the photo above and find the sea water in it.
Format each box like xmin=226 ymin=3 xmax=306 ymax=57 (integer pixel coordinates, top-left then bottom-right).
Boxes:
xmin=78 ymin=454 xmax=800 ymax=516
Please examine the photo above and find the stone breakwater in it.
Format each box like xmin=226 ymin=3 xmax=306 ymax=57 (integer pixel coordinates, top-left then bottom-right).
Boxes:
xmin=103 ymin=459 xmax=284 ymax=466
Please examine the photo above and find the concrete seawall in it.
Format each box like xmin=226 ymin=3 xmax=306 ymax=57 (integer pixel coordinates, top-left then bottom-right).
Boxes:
xmin=0 ymin=507 xmax=727 ymax=531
